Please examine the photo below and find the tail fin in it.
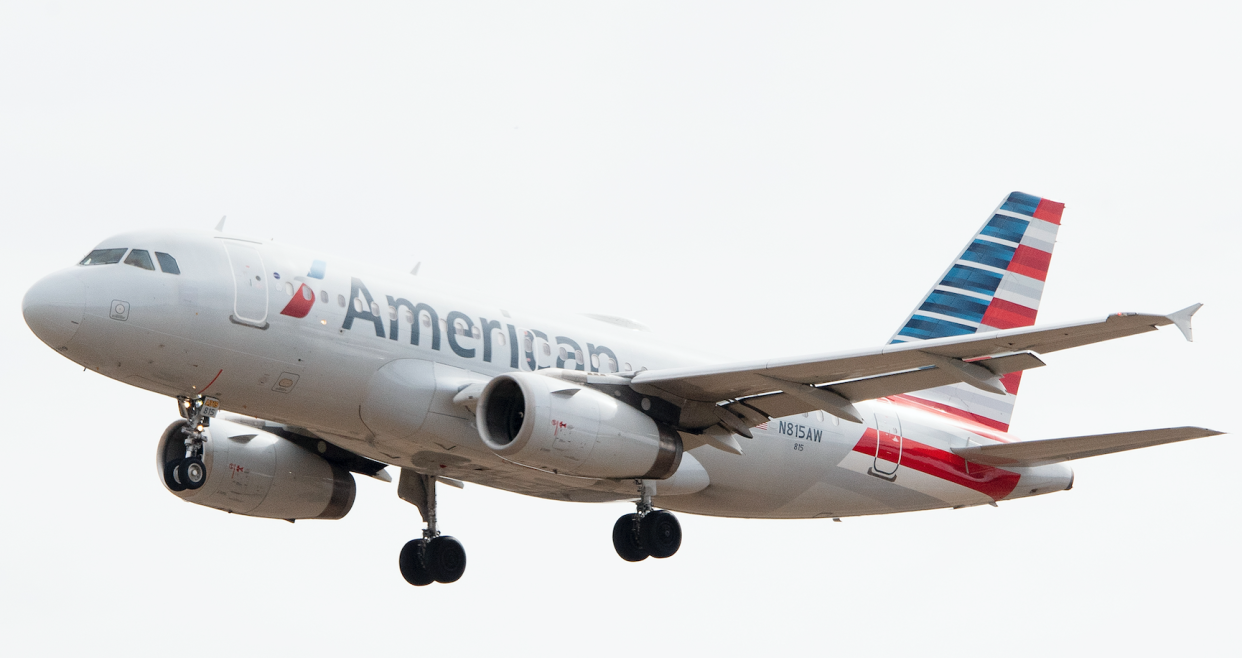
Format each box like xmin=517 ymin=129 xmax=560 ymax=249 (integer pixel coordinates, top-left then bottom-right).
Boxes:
xmin=889 ymin=191 xmax=1065 ymax=431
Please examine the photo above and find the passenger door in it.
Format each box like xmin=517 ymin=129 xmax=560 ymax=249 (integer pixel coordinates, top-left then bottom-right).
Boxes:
xmin=223 ymin=241 xmax=269 ymax=328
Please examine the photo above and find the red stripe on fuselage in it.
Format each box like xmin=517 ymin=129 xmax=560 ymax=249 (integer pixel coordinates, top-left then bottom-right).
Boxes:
xmin=852 ymin=427 xmax=1021 ymax=500
xmin=890 ymin=394 xmax=1012 ymax=436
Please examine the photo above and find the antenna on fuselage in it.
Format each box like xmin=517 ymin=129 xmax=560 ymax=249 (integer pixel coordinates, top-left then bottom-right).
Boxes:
xmin=214 ymin=216 xmax=227 ymax=232
xmin=410 ymin=262 xmax=421 ymax=276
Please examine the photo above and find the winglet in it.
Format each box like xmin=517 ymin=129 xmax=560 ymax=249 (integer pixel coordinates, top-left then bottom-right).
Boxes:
xmin=215 ymin=216 xmax=227 ymax=232
xmin=1167 ymin=303 xmax=1203 ymax=342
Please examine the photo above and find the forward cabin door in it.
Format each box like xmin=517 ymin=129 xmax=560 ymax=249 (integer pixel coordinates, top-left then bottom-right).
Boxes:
xmin=223 ymin=241 xmax=269 ymax=329
xmin=870 ymin=409 xmax=904 ymax=480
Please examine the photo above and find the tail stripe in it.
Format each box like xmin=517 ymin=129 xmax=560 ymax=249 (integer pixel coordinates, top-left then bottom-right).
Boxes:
xmin=940 ymin=265 xmax=1003 ymax=295
xmin=889 ymin=191 xmax=1064 ymax=431
xmin=981 ymin=214 xmax=1030 ymax=243
xmin=919 ymin=290 xmax=990 ymax=324
xmin=962 ymin=240 xmax=1017 ymax=269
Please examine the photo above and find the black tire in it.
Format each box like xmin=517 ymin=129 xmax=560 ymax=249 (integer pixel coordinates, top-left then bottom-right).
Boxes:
xmin=426 ymin=536 xmax=467 ymax=584
xmin=612 ymin=513 xmax=648 ymax=562
xmin=181 ymin=457 xmax=207 ymax=490
xmin=163 ymin=460 xmax=187 ymax=492
xmin=399 ymin=539 xmax=434 ymax=586
xmin=641 ymin=510 xmax=682 ymax=559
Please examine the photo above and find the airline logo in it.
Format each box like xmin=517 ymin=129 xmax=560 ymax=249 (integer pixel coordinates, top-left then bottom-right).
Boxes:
xmin=279 ymin=260 xmax=328 ymax=319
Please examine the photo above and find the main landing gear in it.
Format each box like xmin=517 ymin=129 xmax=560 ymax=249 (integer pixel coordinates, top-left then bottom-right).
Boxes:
xmin=612 ymin=480 xmax=682 ymax=562
xmin=163 ymin=396 xmax=220 ymax=492
xmin=397 ymin=470 xmax=467 ymax=586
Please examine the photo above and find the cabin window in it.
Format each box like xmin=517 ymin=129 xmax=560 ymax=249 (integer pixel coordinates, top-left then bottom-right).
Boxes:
xmin=404 ymin=309 xmax=414 ymax=324
xmin=320 ymin=290 xmax=328 ymax=303
xmin=624 ymin=362 xmax=632 ymax=372
xmin=496 ymin=332 xmax=506 ymax=347
xmin=388 ymin=305 xmax=398 ymax=321
xmin=370 ymin=301 xmax=381 ymax=317
xmin=154 ymin=252 xmax=180 ymax=274
xmin=353 ymin=297 xmax=365 ymax=313
xmin=422 ymin=313 xmax=432 ymax=328
xmin=471 ymin=326 xmax=481 ymax=339
xmin=455 ymin=321 xmax=467 ymax=337
xmin=123 ymin=249 xmax=155 ymax=271
xmin=524 ymin=335 xmax=533 ymax=352
xmin=337 ymin=294 xmax=346 ymax=308
xmin=575 ymin=350 xmax=585 ymax=366
xmin=284 ymin=282 xmax=295 ymax=296
xmin=590 ymin=353 xmax=600 ymax=369
xmin=559 ymin=346 xmax=568 ymax=361
xmin=542 ymin=342 xmax=551 ymax=357
xmin=79 ymin=248 xmax=128 ymax=265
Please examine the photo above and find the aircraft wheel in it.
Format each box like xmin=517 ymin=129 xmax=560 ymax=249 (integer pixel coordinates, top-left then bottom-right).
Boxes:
xmin=612 ymin=513 xmax=649 ymax=562
xmin=399 ymin=539 xmax=434 ymax=586
xmin=163 ymin=460 xmax=187 ymax=492
xmin=181 ymin=457 xmax=207 ymax=490
xmin=641 ymin=510 xmax=681 ymax=559
xmin=426 ymin=536 xmax=467 ymax=584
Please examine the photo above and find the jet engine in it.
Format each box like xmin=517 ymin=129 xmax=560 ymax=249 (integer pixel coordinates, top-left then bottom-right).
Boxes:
xmin=156 ymin=418 xmax=356 ymax=520
xmin=475 ymin=372 xmax=682 ymax=479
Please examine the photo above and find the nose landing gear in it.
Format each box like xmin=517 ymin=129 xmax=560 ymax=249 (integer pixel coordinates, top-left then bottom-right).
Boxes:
xmin=163 ymin=396 xmax=219 ymax=492
xmin=611 ymin=479 xmax=682 ymax=562
xmin=397 ymin=470 xmax=467 ymax=586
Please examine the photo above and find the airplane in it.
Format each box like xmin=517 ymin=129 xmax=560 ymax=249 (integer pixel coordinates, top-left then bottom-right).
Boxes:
xmin=21 ymin=191 xmax=1223 ymax=587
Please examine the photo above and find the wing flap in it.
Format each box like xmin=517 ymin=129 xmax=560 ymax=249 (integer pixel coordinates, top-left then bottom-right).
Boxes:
xmin=953 ymin=427 xmax=1224 ymax=467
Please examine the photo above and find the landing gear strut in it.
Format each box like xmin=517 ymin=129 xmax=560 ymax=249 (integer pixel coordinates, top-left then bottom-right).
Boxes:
xmin=612 ymin=479 xmax=682 ymax=562
xmin=163 ymin=396 xmax=219 ymax=492
xmin=397 ymin=469 xmax=467 ymax=586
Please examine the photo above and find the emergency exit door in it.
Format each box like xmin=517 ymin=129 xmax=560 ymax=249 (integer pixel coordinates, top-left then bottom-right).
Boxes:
xmin=869 ymin=409 xmax=903 ymax=481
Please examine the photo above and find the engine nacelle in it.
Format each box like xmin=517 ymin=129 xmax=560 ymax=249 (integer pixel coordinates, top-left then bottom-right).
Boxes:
xmin=476 ymin=372 xmax=682 ymax=479
xmin=156 ymin=418 xmax=356 ymax=520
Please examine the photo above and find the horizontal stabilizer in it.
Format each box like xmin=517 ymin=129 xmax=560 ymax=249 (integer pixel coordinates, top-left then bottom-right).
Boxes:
xmin=953 ymin=426 xmax=1224 ymax=467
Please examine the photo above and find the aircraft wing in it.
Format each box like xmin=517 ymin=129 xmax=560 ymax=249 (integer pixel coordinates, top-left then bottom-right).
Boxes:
xmin=952 ymin=427 xmax=1225 ymax=467
xmin=629 ymin=306 xmax=1199 ymax=431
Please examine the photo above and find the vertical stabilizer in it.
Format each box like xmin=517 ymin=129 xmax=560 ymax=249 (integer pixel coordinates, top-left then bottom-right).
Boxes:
xmin=890 ymin=192 xmax=1065 ymax=431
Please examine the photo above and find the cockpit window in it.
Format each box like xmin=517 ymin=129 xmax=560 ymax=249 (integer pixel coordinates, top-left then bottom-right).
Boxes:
xmin=79 ymin=248 xmax=127 ymax=266
xmin=124 ymin=249 xmax=155 ymax=271
xmin=155 ymin=252 xmax=180 ymax=275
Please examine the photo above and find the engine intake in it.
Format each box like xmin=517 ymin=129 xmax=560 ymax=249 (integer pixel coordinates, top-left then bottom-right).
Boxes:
xmin=476 ymin=372 xmax=681 ymax=479
xmin=157 ymin=418 xmax=356 ymax=520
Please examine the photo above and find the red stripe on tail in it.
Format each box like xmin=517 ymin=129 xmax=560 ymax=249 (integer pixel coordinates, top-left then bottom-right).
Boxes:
xmin=1008 ymin=244 xmax=1052 ymax=282
xmin=980 ymin=297 xmax=1038 ymax=330
xmin=1032 ymin=199 xmax=1065 ymax=224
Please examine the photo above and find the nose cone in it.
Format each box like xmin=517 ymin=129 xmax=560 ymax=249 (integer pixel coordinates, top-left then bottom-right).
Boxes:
xmin=23 ymin=271 xmax=86 ymax=349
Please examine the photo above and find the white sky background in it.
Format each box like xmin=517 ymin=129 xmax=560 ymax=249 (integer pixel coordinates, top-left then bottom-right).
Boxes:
xmin=2 ymin=2 xmax=1238 ymax=655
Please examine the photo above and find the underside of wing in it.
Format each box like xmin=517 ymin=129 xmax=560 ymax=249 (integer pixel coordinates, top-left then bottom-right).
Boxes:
xmin=951 ymin=427 xmax=1225 ymax=467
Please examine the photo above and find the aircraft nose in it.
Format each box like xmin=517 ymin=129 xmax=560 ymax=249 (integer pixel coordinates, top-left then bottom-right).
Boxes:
xmin=23 ymin=271 xmax=86 ymax=349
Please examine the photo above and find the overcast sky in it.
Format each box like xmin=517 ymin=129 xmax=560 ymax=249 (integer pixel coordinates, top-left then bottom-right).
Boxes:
xmin=2 ymin=3 xmax=1238 ymax=656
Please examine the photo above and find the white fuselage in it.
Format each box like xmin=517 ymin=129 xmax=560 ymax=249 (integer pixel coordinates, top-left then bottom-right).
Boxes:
xmin=25 ymin=229 xmax=1073 ymax=519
